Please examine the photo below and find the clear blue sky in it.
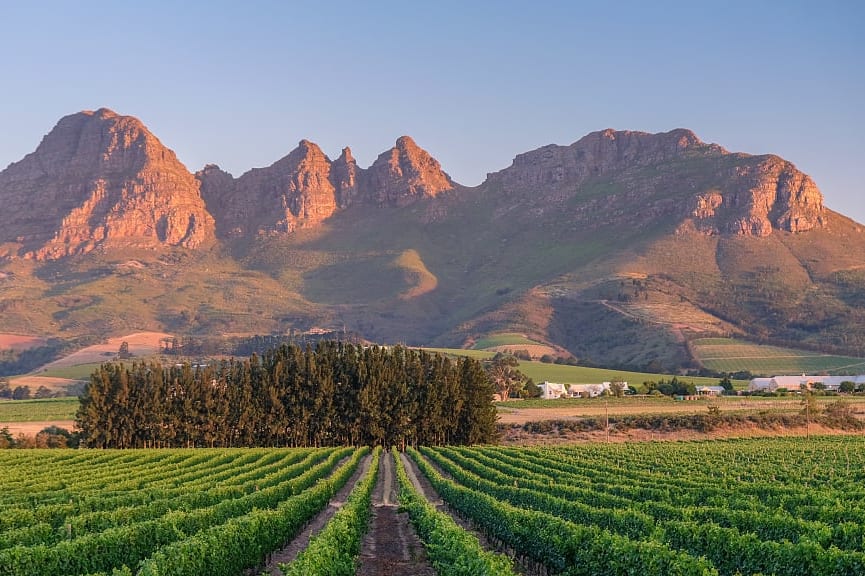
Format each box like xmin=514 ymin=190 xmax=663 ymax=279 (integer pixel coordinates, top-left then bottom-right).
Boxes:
xmin=2 ymin=1 xmax=863 ymax=223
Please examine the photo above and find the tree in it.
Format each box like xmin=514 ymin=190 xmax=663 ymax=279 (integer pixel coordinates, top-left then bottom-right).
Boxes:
xmin=485 ymin=354 xmax=526 ymax=401
xmin=719 ymin=374 xmax=734 ymax=394
xmin=76 ymin=341 xmax=500 ymax=448
xmin=11 ymin=385 xmax=31 ymax=400
xmin=521 ymin=377 xmax=541 ymax=398
xmin=609 ymin=380 xmax=626 ymax=398
xmin=839 ymin=380 xmax=856 ymax=393
xmin=34 ymin=385 xmax=54 ymax=399
xmin=118 ymin=341 xmax=131 ymax=359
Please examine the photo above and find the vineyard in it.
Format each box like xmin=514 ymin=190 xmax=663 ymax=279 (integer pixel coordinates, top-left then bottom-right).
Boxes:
xmin=416 ymin=437 xmax=865 ymax=576
xmin=2 ymin=438 xmax=865 ymax=575
xmin=691 ymin=337 xmax=865 ymax=375
xmin=0 ymin=446 xmax=370 ymax=575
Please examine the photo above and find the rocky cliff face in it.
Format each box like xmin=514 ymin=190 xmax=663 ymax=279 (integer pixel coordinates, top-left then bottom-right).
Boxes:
xmin=486 ymin=128 xmax=825 ymax=236
xmin=0 ymin=108 xmax=214 ymax=259
xmin=688 ymin=155 xmax=825 ymax=236
xmin=199 ymin=136 xmax=454 ymax=237
xmin=199 ymin=140 xmax=339 ymax=237
xmin=365 ymin=136 xmax=455 ymax=205
xmin=487 ymin=129 xmax=714 ymax=194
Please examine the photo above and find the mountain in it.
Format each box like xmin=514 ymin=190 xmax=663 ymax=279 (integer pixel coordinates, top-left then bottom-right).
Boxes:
xmin=1 ymin=109 xmax=863 ymax=371
xmin=0 ymin=109 xmax=214 ymax=260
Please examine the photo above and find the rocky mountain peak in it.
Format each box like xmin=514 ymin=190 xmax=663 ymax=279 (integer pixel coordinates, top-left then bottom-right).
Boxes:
xmin=338 ymin=146 xmax=355 ymax=163
xmin=366 ymin=136 xmax=454 ymax=205
xmin=0 ymin=109 xmax=214 ymax=259
xmin=332 ymin=146 xmax=361 ymax=208
xmin=199 ymin=139 xmax=338 ymax=237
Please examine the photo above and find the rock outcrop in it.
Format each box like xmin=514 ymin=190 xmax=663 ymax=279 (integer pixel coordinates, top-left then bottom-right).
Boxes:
xmin=365 ymin=136 xmax=455 ymax=205
xmin=0 ymin=108 xmax=214 ymax=259
xmin=199 ymin=136 xmax=455 ymax=237
xmin=199 ymin=140 xmax=339 ymax=237
xmin=487 ymin=128 xmax=825 ymax=236
xmin=331 ymin=147 xmax=362 ymax=208
xmin=688 ymin=155 xmax=825 ymax=236
xmin=487 ymin=129 xmax=715 ymax=193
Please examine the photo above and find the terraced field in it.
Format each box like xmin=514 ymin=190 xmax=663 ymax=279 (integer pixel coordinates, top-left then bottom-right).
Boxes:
xmin=692 ymin=337 xmax=865 ymax=375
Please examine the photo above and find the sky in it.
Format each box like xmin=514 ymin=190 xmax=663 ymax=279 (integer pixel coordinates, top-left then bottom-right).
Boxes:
xmin=1 ymin=1 xmax=863 ymax=223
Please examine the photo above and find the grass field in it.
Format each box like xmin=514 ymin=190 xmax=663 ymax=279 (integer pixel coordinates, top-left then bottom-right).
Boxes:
xmin=420 ymin=347 xmax=497 ymax=360
xmin=422 ymin=346 xmax=744 ymax=387
xmin=471 ymin=333 xmax=545 ymax=350
xmin=515 ymin=360 xmax=739 ymax=387
xmin=692 ymin=337 xmax=865 ymax=375
xmin=34 ymin=362 xmax=104 ymax=380
xmin=0 ymin=397 xmax=79 ymax=422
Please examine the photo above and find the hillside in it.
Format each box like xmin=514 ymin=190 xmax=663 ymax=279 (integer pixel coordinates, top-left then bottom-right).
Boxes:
xmin=1 ymin=109 xmax=864 ymax=371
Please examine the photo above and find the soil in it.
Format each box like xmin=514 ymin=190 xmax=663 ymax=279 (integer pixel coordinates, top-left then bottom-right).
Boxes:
xmin=7 ymin=375 xmax=79 ymax=392
xmin=0 ymin=334 xmax=46 ymax=351
xmin=248 ymin=454 xmax=373 ymax=576
xmin=496 ymin=399 xmax=815 ymax=425
xmin=40 ymin=331 xmax=172 ymax=369
xmin=355 ymin=451 xmax=436 ymax=576
xmin=499 ymin=422 xmax=865 ymax=445
xmin=0 ymin=420 xmax=76 ymax=436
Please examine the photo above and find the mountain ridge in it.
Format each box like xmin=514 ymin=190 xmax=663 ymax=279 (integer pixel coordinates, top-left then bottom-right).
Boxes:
xmin=0 ymin=108 xmax=862 ymax=370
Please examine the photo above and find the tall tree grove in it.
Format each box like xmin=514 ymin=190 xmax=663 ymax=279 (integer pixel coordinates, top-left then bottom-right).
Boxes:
xmin=76 ymin=342 xmax=498 ymax=448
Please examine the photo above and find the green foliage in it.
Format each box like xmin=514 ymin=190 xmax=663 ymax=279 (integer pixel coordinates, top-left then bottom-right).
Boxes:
xmin=76 ymin=342 xmax=498 ymax=448
xmin=484 ymin=353 xmax=526 ymax=401
xmin=640 ymin=377 xmax=697 ymax=397
xmin=0 ymin=447 xmax=366 ymax=576
xmin=410 ymin=447 xmax=718 ymax=575
xmin=414 ymin=438 xmax=865 ymax=575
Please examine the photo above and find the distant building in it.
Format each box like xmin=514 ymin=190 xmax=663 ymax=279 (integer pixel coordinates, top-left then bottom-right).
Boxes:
xmin=695 ymin=385 xmax=725 ymax=396
xmin=537 ymin=381 xmax=628 ymax=399
xmin=537 ymin=382 xmax=568 ymax=399
xmin=748 ymin=374 xmax=865 ymax=392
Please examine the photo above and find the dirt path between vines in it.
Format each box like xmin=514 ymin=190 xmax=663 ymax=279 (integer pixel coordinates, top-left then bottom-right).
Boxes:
xmin=402 ymin=451 xmax=538 ymax=576
xmin=355 ymin=451 xmax=436 ymax=576
xmin=247 ymin=454 xmax=372 ymax=576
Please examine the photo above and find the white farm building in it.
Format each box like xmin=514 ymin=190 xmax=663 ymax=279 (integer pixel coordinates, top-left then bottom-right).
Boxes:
xmin=748 ymin=374 xmax=865 ymax=393
xmin=537 ymin=381 xmax=629 ymax=399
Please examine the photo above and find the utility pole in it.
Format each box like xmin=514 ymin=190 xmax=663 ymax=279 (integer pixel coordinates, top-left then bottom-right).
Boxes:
xmin=605 ymin=397 xmax=610 ymax=443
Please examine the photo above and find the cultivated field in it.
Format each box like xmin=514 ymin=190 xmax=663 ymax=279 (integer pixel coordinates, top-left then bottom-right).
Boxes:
xmin=418 ymin=437 xmax=865 ymax=575
xmin=691 ymin=337 xmax=865 ymax=375
xmin=0 ymin=397 xmax=79 ymax=422
xmin=4 ymin=439 xmax=863 ymax=575
xmin=469 ymin=332 xmax=559 ymax=358
xmin=495 ymin=394 xmax=865 ymax=426
xmin=0 ymin=447 xmax=369 ymax=575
